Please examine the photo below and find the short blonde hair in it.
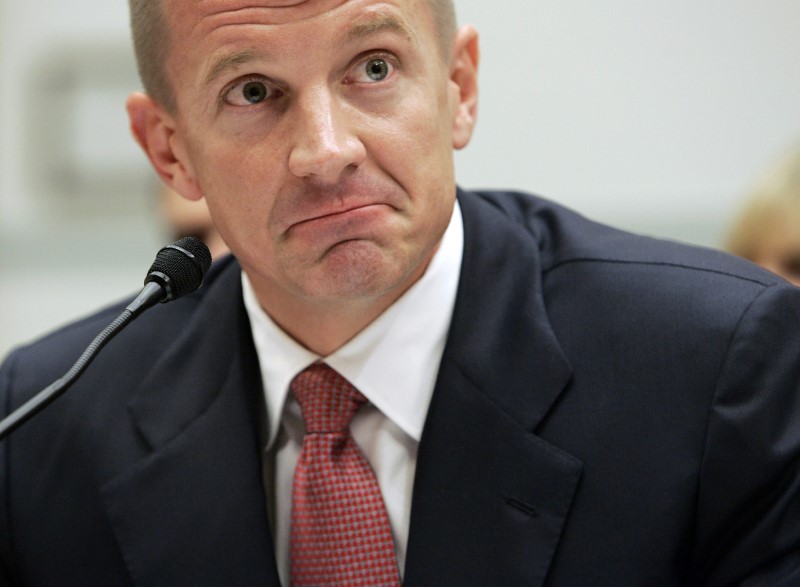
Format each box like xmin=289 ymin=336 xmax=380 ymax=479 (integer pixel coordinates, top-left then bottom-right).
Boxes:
xmin=129 ymin=0 xmax=174 ymax=111
xmin=128 ymin=0 xmax=457 ymax=112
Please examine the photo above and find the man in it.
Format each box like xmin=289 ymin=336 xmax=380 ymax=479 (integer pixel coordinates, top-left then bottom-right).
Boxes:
xmin=1 ymin=0 xmax=799 ymax=585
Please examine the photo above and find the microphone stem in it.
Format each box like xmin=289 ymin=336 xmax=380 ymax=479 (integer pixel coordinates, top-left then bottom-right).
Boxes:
xmin=0 ymin=310 xmax=133 ymax=440
xmin=0 ymin=282 xmax=165 ymax=441
xmin=0 ymin=237 xmax=209 ymax=441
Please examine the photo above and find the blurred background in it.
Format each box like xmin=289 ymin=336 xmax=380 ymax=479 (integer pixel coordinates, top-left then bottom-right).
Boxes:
xmin=2 ymin=0 xmax=800 ymax=358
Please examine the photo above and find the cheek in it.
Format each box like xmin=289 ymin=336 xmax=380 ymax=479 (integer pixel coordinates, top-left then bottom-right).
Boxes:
xmin=190 ymin=147 xmax=281 ymax=250
xmin=379 ymin=89 xmax=455 ymax=180
xmin=376 ymin=88 xmax=456 ymax=201
xmin=192 ymin=137 xmax=278 ymax=208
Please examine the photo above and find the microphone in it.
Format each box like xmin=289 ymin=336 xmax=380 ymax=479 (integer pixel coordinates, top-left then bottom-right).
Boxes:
xmin=128 ymin=236 xmax=213 ymax=315
xmin=0 ymin=237 xmax=212 ymax=441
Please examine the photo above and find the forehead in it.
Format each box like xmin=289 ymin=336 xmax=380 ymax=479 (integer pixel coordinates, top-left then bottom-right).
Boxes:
xmin=166 ymin=0 xmax=428 ymax=36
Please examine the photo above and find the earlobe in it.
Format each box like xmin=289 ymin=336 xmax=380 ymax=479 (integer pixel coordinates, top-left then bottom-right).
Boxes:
xmin=450 ymin=25 xmax=480 ymax=150
xmin=126 ymin=92 xmax=203 ymax=201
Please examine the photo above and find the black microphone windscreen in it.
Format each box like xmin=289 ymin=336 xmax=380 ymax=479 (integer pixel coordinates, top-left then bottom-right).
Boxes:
xmin=145 ymin=237 xmax=213 ymax=301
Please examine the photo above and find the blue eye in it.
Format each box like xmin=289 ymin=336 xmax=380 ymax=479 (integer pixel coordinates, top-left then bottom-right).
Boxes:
xmin=224 ymin=79 xmax=273 ymax=106
xmin=242 ymin=81 xmax=268 ymax=103
xmin=365 ymin=59 xmax=390 ymax=82
xmin=349 ymin=57 xmax=395 ymax=84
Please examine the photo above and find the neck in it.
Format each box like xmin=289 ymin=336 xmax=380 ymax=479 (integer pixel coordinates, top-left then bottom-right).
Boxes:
xmin=266 ymin=297 xmax=391 ymax=356
xmin=245 ymin=252 xmax=438 ymax=356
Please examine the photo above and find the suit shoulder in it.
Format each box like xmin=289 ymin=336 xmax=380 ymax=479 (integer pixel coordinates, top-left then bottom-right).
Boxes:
xmin=0 ymin=255 xmax=241 ymax=405
xmin=463 ymin=188 xmax=783 ymax=289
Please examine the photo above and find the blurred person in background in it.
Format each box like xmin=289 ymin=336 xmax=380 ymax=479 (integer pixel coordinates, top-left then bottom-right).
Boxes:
xmin=726 ymin=145 xmax=800 ymax=286
xmin=157 ymin=182 xmax=229 ymax=259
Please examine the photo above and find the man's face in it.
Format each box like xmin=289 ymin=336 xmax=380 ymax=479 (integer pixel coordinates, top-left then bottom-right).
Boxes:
xmin=152 ymin=0 xmax=477 ymax=315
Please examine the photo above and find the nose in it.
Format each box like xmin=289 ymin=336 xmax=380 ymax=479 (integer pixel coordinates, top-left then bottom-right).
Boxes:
xmin=288 ymin=87 xmax=367 ymax=182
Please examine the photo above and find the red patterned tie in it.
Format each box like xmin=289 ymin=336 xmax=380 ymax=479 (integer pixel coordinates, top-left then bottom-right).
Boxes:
xmin=289 ymin=362 xmax=402 ymax=586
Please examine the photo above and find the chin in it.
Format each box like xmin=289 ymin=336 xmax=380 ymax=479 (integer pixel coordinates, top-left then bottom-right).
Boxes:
xmin=302 ymin=240 xmax=413 ymax=301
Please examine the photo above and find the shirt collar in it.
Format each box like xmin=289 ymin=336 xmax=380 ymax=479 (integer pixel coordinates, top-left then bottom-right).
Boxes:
xmin=243 ymin=200 xmax=463 ymax=449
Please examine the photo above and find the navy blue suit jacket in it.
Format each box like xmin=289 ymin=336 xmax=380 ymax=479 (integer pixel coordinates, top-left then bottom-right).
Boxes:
xmin=2 ymin=189 xmax=800 ymax=585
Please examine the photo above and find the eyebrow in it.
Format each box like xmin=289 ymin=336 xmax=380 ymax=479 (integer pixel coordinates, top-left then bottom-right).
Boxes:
xmin=344 ymin=13 xmax=414 ymax=46
xmin=202 ymin=12 xmax=414 ymax=91
xmin=203 ymin=50 xmax=260 ymax=91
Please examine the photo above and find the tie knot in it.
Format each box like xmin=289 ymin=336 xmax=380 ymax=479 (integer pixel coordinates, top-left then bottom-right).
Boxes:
xmin=290 ymin=362 xmax=366 ymax=435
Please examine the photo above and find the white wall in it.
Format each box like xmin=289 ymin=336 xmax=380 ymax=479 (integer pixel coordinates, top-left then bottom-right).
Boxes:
xmin=2 ymin=1 xmax=800 ymax=358
xmin=0 ymin=0 xmax=161 ymax=357
xmin=454 ymin=0 xmax=800 ymax=241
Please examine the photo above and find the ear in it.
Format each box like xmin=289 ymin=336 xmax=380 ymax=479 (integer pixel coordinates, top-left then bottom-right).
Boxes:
xmin=126 ymin=92 xmax=203 ymax=201
xmin=449 ymin=25 xmax=480 ymax=150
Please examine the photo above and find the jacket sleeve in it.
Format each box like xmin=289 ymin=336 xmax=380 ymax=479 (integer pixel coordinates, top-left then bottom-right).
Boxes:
xmin=691 ymin=282 xmax=800 ymax=585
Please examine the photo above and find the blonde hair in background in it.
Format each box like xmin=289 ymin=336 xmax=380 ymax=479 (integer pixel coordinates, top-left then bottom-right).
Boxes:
xmin=726 ymin=144 xmax=800 ymax=284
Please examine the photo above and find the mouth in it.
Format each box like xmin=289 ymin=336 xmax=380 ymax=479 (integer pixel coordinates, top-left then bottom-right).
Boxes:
xmin=292 ymin=202 xmax=387 ymax=228
xmin=283 ymin=202 xmax=396 ymax=252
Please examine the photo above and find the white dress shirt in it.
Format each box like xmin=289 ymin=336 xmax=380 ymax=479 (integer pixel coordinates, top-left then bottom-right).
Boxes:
xmin=242 ymin=201 xmax=463 ymax=584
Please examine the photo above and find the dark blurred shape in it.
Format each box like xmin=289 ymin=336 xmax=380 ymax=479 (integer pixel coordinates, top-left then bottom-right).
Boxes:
xmin=158 ymin=184 xmax=229 ymax=259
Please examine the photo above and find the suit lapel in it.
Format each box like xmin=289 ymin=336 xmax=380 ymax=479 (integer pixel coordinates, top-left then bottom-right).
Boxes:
xmin=98 ymin=191 xmax=581 ymax=585
xmin=404 ymin=192 xmax=583 ymax=586
xmin=100 ymin=261 xmax=281 ymax=586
